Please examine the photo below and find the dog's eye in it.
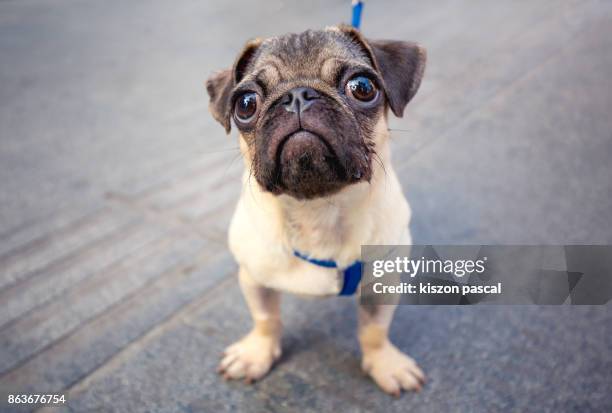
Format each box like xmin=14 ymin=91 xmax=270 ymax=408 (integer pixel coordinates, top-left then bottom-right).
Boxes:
xmin=234 ymin=92 xmax=259 ymax=123
xmin=346 ymin=76 xmax=378 ymax=102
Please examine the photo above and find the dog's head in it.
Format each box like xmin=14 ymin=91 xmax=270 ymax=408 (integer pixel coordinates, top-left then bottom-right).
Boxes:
xmin=206 ymin=25 xmax=426 ymax=199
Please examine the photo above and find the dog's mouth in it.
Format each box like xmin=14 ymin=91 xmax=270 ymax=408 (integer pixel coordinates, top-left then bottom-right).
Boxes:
xmin=275 ymin=130 xmax=345 ymax=176
xmin=276 ymin=130 xmax=335 ymax=162
xmin=270 ymin=129 xmax=348 ymax=199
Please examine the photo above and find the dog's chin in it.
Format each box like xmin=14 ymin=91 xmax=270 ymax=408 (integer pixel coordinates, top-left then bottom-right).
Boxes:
xmin=259 ymin=130 xmax=355 ymax=200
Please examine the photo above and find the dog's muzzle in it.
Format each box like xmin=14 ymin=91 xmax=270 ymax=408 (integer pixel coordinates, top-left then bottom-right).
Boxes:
xmin=256 ymin=87 xmax=371 ymax=199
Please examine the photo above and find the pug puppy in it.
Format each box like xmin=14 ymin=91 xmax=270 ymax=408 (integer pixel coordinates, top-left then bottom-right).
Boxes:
xmin=206 ymin=25 xmax=426 ymax=396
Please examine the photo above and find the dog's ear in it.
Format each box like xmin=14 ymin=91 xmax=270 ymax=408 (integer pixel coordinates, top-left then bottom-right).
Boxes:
xmin=206 ymin=69 xmax=233 ymax=133
xmin=338 ymin=25 xmax=427 ymax=117
xmin=206 ymin=38 xmax=262 ymax=133
xmin=368 ymin=39 xmax=427 ymax=117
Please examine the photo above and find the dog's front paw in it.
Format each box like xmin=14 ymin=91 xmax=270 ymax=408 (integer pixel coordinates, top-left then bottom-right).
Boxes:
xmin=361 ymin=341 xmax=425 ymax=396
xmin=217 ymin=329 xmax=281 ymax=383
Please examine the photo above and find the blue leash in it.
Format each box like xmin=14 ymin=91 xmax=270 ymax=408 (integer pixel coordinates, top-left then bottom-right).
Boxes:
xmin=293 ymin=250 xmax=363 ymax=296
xmin=351 ymin=0 xmax=364 ymax=29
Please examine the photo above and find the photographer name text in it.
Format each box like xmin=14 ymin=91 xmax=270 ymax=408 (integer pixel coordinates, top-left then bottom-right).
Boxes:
xmin=370 ymin=256 xmax=502 ymax=296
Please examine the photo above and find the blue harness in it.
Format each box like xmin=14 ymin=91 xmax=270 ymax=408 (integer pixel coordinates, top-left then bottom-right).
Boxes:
xmin=293 ymin=250 xmax=363 ymax=296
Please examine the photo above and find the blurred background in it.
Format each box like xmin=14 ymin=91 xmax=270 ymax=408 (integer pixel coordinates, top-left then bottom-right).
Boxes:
xmin=0 ymin=1 xmax=611 ymax=412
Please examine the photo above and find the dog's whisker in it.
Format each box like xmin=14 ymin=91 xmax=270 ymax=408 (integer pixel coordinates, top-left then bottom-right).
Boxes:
xmin=246 ymin=160 xmax=265 ymax=210
xmin=219 ymin=150 xmax=244 ymax=179
xmin=372 ymin=151 xmax=387 ymax=179
xmin=387 ymin=128 xmax=413 ymax=133
xmin=228 ymin=150 xmax=244 ymax=169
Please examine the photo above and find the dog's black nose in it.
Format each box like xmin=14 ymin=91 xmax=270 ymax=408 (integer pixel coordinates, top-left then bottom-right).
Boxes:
xmin=281 ymin=87 xmax=320 ymax=114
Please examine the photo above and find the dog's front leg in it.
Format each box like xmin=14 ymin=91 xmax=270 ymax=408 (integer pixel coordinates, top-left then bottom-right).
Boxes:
xmin=218 ymin=267 xmax=281 ymax=383
xmin=358 ymin=304 xmax=425 ymax=396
